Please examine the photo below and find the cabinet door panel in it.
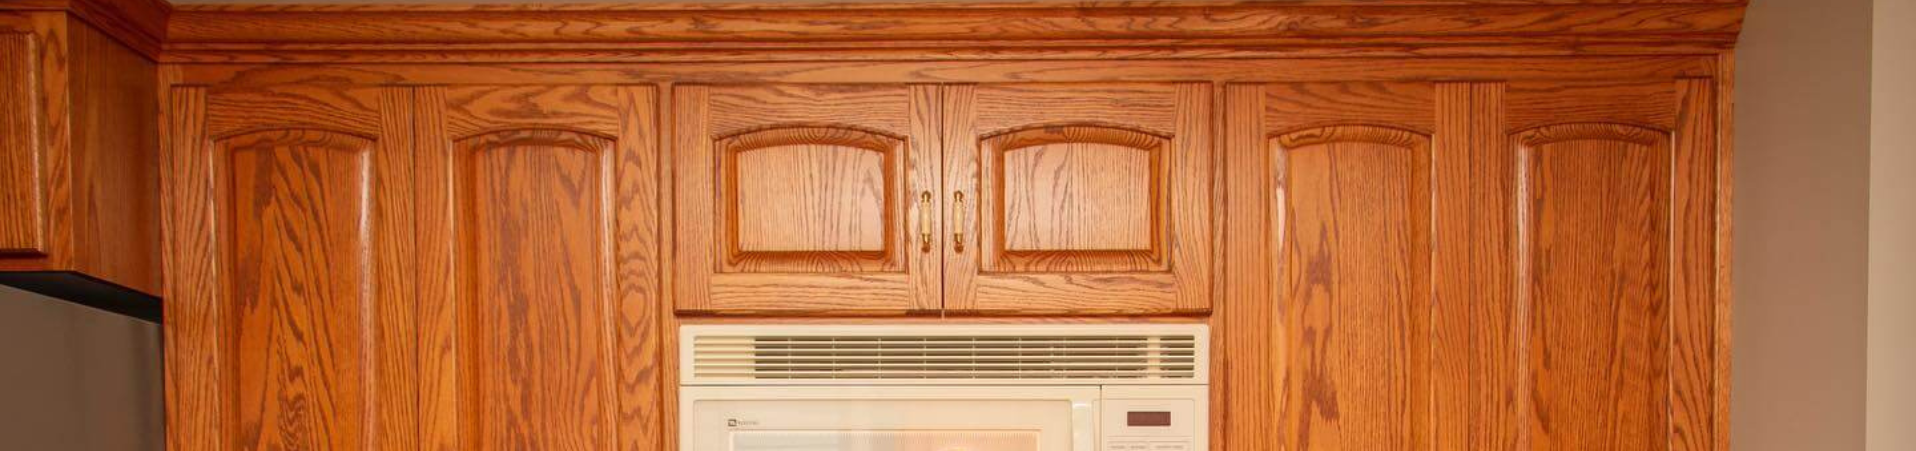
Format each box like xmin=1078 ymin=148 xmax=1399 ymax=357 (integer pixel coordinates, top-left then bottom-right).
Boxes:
xmin=945 ymin=83 xmax=1211 ymax=314
xmin=164 ymin=85 xmax=417 ymax=451
xmin=1497 ymin=80 xmax=1716 ymax=451
xmin=416 ymin=85 xmax=663 ymax=451
xmin=224 ymin=130 xmax=378 ymax=451
xmin=1277 ymin=127 xmax=1432 ymax=451
xmin=1221 ymin=83 xmax=1435 ymax=451
xmin=672 ymin=84 xmax=940 ymax=314
xmin=1518 ymin=124 xmax=1671 ymax=451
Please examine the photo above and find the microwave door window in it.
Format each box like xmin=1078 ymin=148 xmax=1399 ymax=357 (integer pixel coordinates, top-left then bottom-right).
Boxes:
xmin=732 ymin=430 xmax=1040 ymax=451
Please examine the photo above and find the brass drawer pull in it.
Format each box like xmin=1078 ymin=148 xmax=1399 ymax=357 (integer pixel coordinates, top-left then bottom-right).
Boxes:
xmin=919 ymin=191 xmax=933 ymax=253
xmin=952 ymin=192 xmax=966 ymax=253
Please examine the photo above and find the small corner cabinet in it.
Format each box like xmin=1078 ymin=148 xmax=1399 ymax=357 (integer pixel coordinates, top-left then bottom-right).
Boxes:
xmin=0 ymin=1 xmax=1746 ymax=450
xmin=0 ymin=5 xmax=164 ymax=320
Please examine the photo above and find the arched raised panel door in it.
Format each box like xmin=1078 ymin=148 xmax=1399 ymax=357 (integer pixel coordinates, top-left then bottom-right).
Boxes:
xmin=719 ymin=127 xmax=905 ymax=272
xmin=162 ymin=86 xmax=418 ymax=451
xmin=1219 ymin=82 xmax=1441 ymax=451
xmin=1272 ymin=126 xmax=1432 ymax=451
xmin=944 ymin=84 xmax=1211 ymax=314
xmin=1501 ymin=79 xmax=1720 ymax=451
xmin=413 ymin=85 xmax=664 ymax=451
xmin=1516 ymin=123 xmax=1673 ymax=451
xmin=672 ymin=84 xmax=941 ymax=314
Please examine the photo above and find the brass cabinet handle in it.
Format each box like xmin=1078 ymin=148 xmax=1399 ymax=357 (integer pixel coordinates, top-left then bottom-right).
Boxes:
xmin=952 ymin=192 xmax=967 ymax=253
xmin=918 ymin=191 xmax=933 ymax=253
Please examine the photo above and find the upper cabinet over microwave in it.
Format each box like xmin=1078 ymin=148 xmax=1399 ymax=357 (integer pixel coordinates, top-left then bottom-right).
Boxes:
xmin=669 ymin=83 xmax=1213 ymax=316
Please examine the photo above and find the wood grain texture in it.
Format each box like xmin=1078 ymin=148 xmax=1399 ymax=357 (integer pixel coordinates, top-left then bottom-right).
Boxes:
xmin=733 ymin=142 xmax=887 ymax=253
xmin=158 ymin=1 xmax=1744 ymax=62
xmin=1517 ymin=123 xmax=1671 ymax=451
xmin=721 ymin=127 xmax=904 ymax=272
xmin=220 ymin=130 xmax=377 ymax=451
xmin=672 ymin=83 xmax=938 ymax=315
xmin=1431 ymin=82 xmax=1522 ymax=451
xmin=1711 ymin=53 xmax=1734 ymax=451
xmin=1670 ymin=79 xmax=1716 ymax=451
xmin=1506 ymin=80 xmax=1678 ymax=133
xmin=160 ymin=83 xmax=413 ymax=451
xmin=1224 ymin=83 xmax=1438 ymax=451
xmin=458 ymin=128 xmax=618 ymax=450
xmin=162 ymin=84 xmax=219 ymax=451
xmin=612 ymin=86 xmax=666 ymax=451
xmin=947 ymin=83 xmax=1211 ymax=315
xmin=171 ymin=57 xmax=1718 ymax=88
xmin=64 ymin=17 xmax=160 ymax=293
xmin=1274 ymin=126 xmax=1432 ymax=451
xmin=1219 ymin=83 xmax=1274 ymax=451
xmin=415 ymin=84 xmax=661 ymax=451
xmin=984 ymin=125 xmax=1167 ymax=272
xmin=0 ymin=0 xmax=169 ymax=58
xmin=1001 ymin=141 xmax=1153 ymax=251
xmin=0 ymin=32 xmax=45 ymax=254
xmin=0 ymin=15 xmax=163 ymax=296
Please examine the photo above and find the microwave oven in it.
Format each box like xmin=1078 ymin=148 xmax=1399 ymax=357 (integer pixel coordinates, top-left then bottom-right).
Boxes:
xmin=679 ymin=324 xmax=1210 ymax=451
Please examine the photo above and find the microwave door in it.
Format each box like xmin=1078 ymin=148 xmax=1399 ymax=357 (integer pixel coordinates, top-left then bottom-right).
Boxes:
xmin=683 ymin=386 xmax=1099 ymax=451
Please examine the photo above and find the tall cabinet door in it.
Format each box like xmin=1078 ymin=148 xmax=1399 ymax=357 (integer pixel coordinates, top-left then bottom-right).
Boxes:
xmin=1220 ymin=83 xmax=1437 ymax=451
xmin=671 ymin=84 xmax=942 ymax=314
xmin=1489 ymin=79 xmax=1719 ymax=451
xmin=412 ymin=85 xmax=664 ymax=451
xmin=943 ymin=84 xmax=1213 ymax=314
xmin=163 ymin=84 xmax=419 ymax=451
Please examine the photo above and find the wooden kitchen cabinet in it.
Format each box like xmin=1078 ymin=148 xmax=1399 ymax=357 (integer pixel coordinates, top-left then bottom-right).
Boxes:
xmin=1219 ymin=79 xmax=1720 ymax=450
xmin=670 ymin=83 xmax=1213 ymax=315
xmin=0 ymin=11 xmax=161 ymax=319
xmin=145 ymin=3 xmax=1739 ymax=451
xmin=942 ymin=84 xmax=1212 ymax=315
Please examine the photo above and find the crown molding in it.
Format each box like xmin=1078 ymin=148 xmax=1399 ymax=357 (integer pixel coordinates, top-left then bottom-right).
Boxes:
xmin=1 ymin=0 xmax=170 ymax=57
xmin=157 ymin=0 xmax=1747 ymax=63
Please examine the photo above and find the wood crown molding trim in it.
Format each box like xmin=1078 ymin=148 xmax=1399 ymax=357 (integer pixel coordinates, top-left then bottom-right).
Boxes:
xmin=159 ymin=0 xmax=1747 ymax=63
xmin=0 ymin=0 xmax=170 ymax=58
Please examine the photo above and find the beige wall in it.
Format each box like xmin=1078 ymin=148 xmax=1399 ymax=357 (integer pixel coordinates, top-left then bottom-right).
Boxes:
xmin=0 ymin=285 xmax=164 ymax=450
xmin=1735 ymin=0 xmax=1875 ymax=449
xmin=1870 ymin=0 xmax=1914 ymax=449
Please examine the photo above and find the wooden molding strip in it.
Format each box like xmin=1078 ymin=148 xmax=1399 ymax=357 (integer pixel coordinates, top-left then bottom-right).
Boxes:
xmin=160 ymin=0 xmax=1746 ymax=63
xmin=0 ymin=0 xmax=170 ymax=58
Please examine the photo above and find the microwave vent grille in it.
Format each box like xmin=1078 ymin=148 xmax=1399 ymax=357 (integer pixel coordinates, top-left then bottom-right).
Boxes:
xmin=683 ymin=325 xmax=1207 ymax=384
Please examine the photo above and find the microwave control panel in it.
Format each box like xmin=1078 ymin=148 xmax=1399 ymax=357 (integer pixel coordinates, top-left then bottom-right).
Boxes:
xmin=1100 ymin=385 xmax=1207 ymax=451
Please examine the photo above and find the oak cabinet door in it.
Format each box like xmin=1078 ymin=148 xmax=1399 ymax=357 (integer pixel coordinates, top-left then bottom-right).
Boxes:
xmin=1500 ymin=80 xmax=1718 ymax=451
xmin=670 ymin=84 xmax=942 ymax=314
xmin=162 ymin=85 xmax=419 ymax=451
xmin=413 ymin=85 xmax=664 ymax=451
xmin=942 ymin=84 xmax=1212 ymax=314
xmin=1221 ymin=83 xmax=1437 ymax=451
